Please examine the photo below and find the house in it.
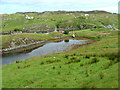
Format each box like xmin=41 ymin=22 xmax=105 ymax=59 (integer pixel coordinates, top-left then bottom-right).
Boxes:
xmin=54 ymin=27 xmax=57 ymax=32
xmin=85 ymin=14 xmax=89 ymax=16
xmin=72 ymin=34 xmax=75 ymax=38
xmin=104 ymin=25 xmax=119 ymax=30
xmin=59 ymin=30 xmax=64 ymax=33
xmin=105 ymin=25 xmax=113 ymax=29
xmin=25 ymin=15 xmax=34 ymax=19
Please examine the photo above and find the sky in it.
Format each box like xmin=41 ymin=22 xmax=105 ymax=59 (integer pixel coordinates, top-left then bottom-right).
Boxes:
xmin=0 ymin=0 xmax=119 ymax=14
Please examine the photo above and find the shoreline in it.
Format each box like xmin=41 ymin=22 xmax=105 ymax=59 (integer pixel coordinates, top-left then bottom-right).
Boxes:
xmin=1 ymin=37 xmax=95 ymax=55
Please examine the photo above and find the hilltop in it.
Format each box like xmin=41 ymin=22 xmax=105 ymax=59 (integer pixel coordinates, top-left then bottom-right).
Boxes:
xmin=16 ymin=10 xmax=112 ymax=14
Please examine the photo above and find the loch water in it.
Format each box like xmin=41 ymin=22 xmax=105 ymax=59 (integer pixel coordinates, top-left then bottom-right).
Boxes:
xmin=1 ymin=39 xmax=87 ymax=65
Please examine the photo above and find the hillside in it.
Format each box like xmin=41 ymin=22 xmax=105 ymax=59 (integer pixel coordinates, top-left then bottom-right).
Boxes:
xmin=1 ymin=10 xmax=119 ymax=88
xmin=1 ymin=10 xmax=118 ymax=33
xmin=2 ymin=29 xmax=119 ymax=88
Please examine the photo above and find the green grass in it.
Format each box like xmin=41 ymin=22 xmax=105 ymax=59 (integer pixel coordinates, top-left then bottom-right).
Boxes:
xmin=2 ymin=57 xmax=118 ymax=88
xmin=1 ymin=28 xmax=117 ymax=49
xmin=2 ymin=12 xmax=118 ymax=32
xmin=0 ymin=66 xmax=2 ymax=89
xmin=2 ymin=29 xmax=119 ymax=88
xmin=1 ymin=32 xmax=65 ymax=49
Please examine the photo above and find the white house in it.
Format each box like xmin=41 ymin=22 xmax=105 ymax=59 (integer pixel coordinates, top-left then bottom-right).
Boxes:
xmin=105 ymin=25 xmax=113 ymax=29
xmin=72 ymin=34 xmax=75 ymax=38
xmin=85 ymin=14 xmax=89 ymax=17
xmin=25 ymin=15 xmax=34 ymax=20
xmin=54 ymin=27 xmax=57 ymax=32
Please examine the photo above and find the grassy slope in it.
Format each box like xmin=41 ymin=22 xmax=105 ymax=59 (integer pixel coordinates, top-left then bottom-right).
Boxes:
xmin=1 ymin=28 xmax=114 ymax=49
xmin=1 ymin=32 xmax=65 ymax=49
xmin=1 ymin=13 xmax=118 ymax=32
xmin=2 ymin=29 xmax=119 ymax=88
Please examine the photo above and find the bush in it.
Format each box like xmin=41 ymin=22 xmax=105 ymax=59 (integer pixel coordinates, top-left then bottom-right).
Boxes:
xmin=17 ymin=66 xmax=20 ymax=69
xmin=64 ymin=30 xmax=69 ymax=34
xmin=40 ymin=61 xmax=44 ymax=65
xmin=16 ymin=61 xmax=21 ymax=63
xmin=52 ymin=66 xmax=55 ymax=69
xmin=84 ymin=55 xmax=90 ymax=59
xmin=102 ymin=61 xmax=113 ymax=69
xmin=59 ymin=66 xmax=62 ymax=68
xmin=58 ymin=72 xmax=60 ymax=75
xmin=64 ymin=39 xmax=69 ymax=42
xmin=14 ymin=28 xmax=21 ymax=32
xmin=91 ymin=57 xmax=99 ymax=64
xmin=64 ymin=55 xmax=69 ymax=59
xmin=46 ymin=59 xmax=60 ymax=63
xmin=99 ymin=73 xmax=104 ymax=79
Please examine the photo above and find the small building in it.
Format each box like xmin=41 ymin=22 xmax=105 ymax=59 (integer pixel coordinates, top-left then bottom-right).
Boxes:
xmin=54 ymin=27 xmax=57 ymax=32
xmin=59 ymin=30 xmax=64 ymax=33
xmin=85 ymin=14 xmax=89 ymax=16
xmin=105 ymin=25 xmax=113 ymax=29
xmin=72 ymin=34 xmax=75 ymax=38
xmin=25 ymin=15 xmax=34 ymax=20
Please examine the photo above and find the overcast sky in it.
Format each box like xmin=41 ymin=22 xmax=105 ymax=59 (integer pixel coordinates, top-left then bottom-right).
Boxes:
xmin=0 ymin=0 xmax=119 ymax=14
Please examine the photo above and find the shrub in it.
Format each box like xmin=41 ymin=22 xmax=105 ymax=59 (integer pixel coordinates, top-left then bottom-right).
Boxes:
xmin=23 ymin=65 xmax=30 ymax=68
xmin=80 ymin=64 xmax=83 ymax=66
xmin=84 ymin=55 xmax=90 ymax=59
xmin=72 ymin=53 xmax=76 ymax=56
xmin=17 ymin=66 xmax=20 ymax=69
xmin=65 ymin=61 xmax=71 ymax=64
xmin=46 ymin=59 xmax=60 ymax=63
xmin=70 ymin=56 xmax=77 ymax=60
xmin=115 ymin=58 xmax=120 ymax=63
xmin=90 ymin=57 xmax=99 ymax=64
xmin=52 ymin=66 xmax=55 ymax=69
xmin=65 ymin=59 xmax=80 ymax=64
xmin=64 ymin=55 xmax=69 ymax=59
xmin=99 ymin=73 xmax=104 ymax=79
xmin=64 ymin=39 xmax=69 ymax=42
xmin=59 ymin=66 xmax=61 ymax=68
xmin=102 ymin=61 xmax=113 ymax=69
xmin=53 ymin=84 xmax=57 ymax=87
xmin=16 ymin=61 xmax=20 ymax=63
xmin=40 ymin=61 xmax=44 ymax=65
xmin=14 ymin=28 xmax=21 ymax=32
xmin=64 ymin=30 xmax=69 ymax=34
xmin=81 ymin=82 xmax=89 ymax=88
xmin=74 ymin=78 xmax=76 ymax=80
xmin=58 ymin=71 xmax=60 ymax=75
xmin=86 ymin=74 xmax=89 ymax=77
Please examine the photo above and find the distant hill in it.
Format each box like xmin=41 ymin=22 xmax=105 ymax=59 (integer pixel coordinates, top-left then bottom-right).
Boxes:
xmin=16 ymin=10 xmax=112 ymax=15
xmin=1 ymin=10 xmax=118 ymax=33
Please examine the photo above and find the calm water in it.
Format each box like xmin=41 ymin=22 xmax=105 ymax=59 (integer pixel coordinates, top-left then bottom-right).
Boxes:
xmin=1 ymin=39 xmax=87 ymax=65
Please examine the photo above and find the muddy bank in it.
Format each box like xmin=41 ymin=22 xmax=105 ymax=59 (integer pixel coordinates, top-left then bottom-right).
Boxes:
xmin=1 ymin=37 xmax=95 ymax=55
